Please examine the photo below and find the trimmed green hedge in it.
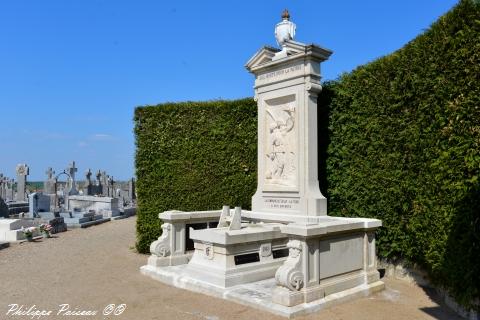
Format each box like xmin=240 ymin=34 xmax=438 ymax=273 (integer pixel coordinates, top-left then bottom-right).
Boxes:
xmin=324 ymin=0 xmax=480 ymax=309
xmin=134 ymin=99 xmax=257 ymax=253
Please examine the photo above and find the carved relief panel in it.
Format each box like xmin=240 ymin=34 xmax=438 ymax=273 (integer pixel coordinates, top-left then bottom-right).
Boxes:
xmin=264 ymin=95 xmax=298 ymax=190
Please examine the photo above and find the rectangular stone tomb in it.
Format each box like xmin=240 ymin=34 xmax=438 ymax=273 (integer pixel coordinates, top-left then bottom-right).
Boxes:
xmin=7 ymin=201 xmax=29 ymax=217
xmin=67 ymin=195 xmax=120 ymax=219
xmin=183 ymin=223 xmax=288 ymax=287
xmin=0 ymin=219 xmax=39 ymax=241
xmin=141 ymin=214 xmax=384 ymax=317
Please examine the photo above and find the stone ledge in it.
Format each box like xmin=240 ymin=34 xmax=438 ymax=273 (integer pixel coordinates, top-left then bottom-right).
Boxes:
xmin=140 ymin=264 xmax=384 ymax=318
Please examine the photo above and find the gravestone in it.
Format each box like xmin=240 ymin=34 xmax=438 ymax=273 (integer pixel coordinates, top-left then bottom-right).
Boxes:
xmin=15 ymin=164 xmax=29 ymax=201
xmin=67 ymin=195 xmax=120 ymax=218
xmin=85 ymin=169 xmax=94 ymax=195
xmin=28 ymin=192 xmax=52 ymax=218
xmin=101 ymin=171 xmax=108 ymax=195
xmin=6 ymin=179 xmax=14 ymax=201
xmin=107 ymin=176 xmax=115 ymax=197
xmin=0 ymin=174 xmax=4 ymax=199
xmin=67 ymin=161 xmax=79 ymax=196
xmin=128 ymin=178 xmax=136 ymax=201
xmin=44 ymin=167 xmax=56 ymax=194
xmin=94 ymin=170 xmax=103 ymax=195
xmin=0 ymin=197 xmax=8 ymax=218
xmin=0 ymin=219 xmax=38 ymax=241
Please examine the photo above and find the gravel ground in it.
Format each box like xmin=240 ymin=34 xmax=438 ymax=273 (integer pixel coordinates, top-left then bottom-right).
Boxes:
xmin=0 ymin=217 xmax=462 ymax=320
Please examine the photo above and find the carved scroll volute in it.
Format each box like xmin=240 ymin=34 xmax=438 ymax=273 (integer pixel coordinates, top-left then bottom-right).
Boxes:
xmin=150 ymin=223 xmax=172 ymax=257
xmin=275 ymin=239 xmax=304 ymax=291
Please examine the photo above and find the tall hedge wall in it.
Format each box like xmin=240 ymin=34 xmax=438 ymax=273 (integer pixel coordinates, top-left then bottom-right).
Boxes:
xmin=134 ymin=99 xmax=257 ymax=253
xmin=323 ymin=0 xmax=479 ymax=308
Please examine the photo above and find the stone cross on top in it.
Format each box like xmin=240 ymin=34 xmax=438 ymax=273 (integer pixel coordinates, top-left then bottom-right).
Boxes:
xmin=46 ymin=167 xmax=55 ymax=180
xmin=15 ymin=164 xmax=29 ymax=201
xmin=66 ymin=161 xmax=79 ymax=196
xmin=68 ymin=161 xmax=78 ymax=179
xmin=96 ymin=170 xmax=102 ymax=185
xmin=85 ymin=169 xmax=92 ymax=182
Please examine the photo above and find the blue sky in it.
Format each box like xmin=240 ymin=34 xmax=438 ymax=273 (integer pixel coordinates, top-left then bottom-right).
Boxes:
xmin=0 ymin=0 xmax=458 ymax=181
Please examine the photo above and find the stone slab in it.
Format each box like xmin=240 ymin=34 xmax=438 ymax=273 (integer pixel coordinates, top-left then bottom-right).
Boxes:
xmin=67 ymin=195 xmax=119 ymax=218
xmin=0 ymin=228 xmax=40 ymax=241
xmin=140 ymin=264 xmax=384 ymax=318
xmin=64 ymin=217 xmax=110 ymax=228
xmin=111 ymin=207 xmax=136 ymax=220
xmin=189 ymin=223 xmax=284 ymax=245
xmin=0 ymin=219 xmax=34 ymax=231
xmin=160 ymin=210 xmax=222 ymax=222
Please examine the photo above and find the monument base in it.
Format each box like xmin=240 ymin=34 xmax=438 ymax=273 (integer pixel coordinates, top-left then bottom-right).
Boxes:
xmin=60 ymin=211 xmax=110 ymax=228
xmin=141 ymin=264 xmax=384 ymax=318
xmin=142 ymin=210 xmax=384 ymax=317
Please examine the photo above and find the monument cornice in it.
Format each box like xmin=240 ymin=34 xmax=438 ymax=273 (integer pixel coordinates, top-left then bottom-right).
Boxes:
xmin=245 ymin=41 xmax=333 ymax=74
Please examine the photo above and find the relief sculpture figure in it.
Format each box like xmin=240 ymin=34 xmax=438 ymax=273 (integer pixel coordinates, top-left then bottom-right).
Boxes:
xmin=265 ymin=105 xmax=296 ymax=185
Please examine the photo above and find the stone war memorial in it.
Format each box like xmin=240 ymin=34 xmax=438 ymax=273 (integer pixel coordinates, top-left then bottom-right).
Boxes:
xmin=141 ymin=11 xmax=384 ymax=317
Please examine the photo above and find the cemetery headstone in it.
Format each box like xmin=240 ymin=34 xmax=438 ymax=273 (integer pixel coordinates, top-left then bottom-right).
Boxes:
xmin=67 ymin=161 xmax=79 ymax=196
xmin=44 ymin=167 xmax=56 ymax=194
xmin=15 ymin=164 xmax=29 ymax=201
xmin=85 ymin=169 xmax=94 ymax=195
xmin=128 ymin=178 xmax=136 ymax=201
xmin=95 ymin=170 xmax=103 ymax=195
xmin=0 ymin=196 xmax=8 ymax=218
xmin=28 ymin=192 xmax=52 ymax=218
xmin=0 ymin=174 xmax=4 ymax=199
xmin=7 ymin=179 xmax=14 ymax=201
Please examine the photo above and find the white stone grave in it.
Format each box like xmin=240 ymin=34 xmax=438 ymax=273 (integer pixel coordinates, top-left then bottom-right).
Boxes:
xmin=141 ymin=10 xmax=384 ymax=317
xmin=67 ymin=195 xmax=120 ymax=219
xmin=0 ymin=219 xmax=39 ymax=241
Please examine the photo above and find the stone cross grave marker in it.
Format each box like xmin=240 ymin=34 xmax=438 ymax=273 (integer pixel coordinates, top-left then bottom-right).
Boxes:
xmin=67 ymin=161 xmax=79 ymax=196
xmin=0 ymin=174 xmax=4 ymax=199
xmin=15 ymin=164 xmax=29 ymax=201
xmin=85 ymin=169 xmax=93 ymax=195
xmin=128 ymin=178 xmax=136 ymax=201
xmin=44 ymin=167 xmax=56 ymax=194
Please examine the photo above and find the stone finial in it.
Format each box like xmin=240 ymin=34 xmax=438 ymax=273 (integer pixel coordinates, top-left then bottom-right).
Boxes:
xmin=274 ymin=9 xmax=296 ymax=56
